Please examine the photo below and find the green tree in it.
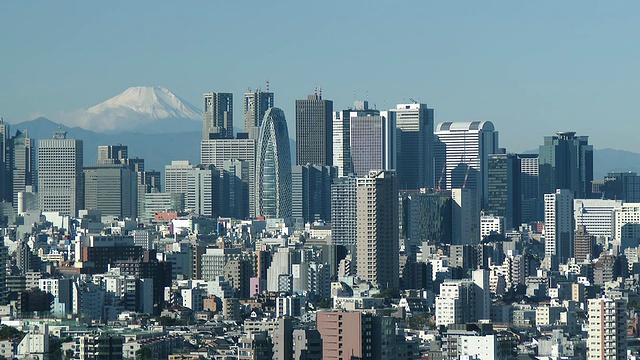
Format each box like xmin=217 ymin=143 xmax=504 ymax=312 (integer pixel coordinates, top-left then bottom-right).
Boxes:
xmin=135 ymin=346 xmax=152 ymax=360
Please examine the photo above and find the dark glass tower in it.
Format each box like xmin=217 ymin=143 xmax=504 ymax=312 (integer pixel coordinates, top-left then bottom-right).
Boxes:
xmin=538 ymin=131 xmax=593 ymax=199
xmin=202 ymin=92 xmax=234 ymax=140
xmin=295 ymin=92 xmax=333 ymax=166
xmin=487 ymin=153 xmax=521 ymax=230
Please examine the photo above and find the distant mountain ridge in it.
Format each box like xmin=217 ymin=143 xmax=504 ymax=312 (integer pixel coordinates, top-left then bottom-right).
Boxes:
xmin=30 ymin=86 xmax=203 ymax=134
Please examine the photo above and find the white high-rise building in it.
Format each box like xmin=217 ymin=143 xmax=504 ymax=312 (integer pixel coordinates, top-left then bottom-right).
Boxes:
xmin=613 ymin=202 xmax=640 ymax=251
xmin=544 ymin=189 xmax=574 ymax=268
xmin=164 ymin=160 xmax=194 ymax=195
xmin=434 ymin=121 xmax=499 ymax=208
xmin=38 ymin=130 xmax=83 ymax=216
xmin=480 ymin=214 xmax=504 ymax=241
xmin=587 ymin=297 xmax=627 ymax=359
xmin=574 ymin=199 xmax=621 ymax=240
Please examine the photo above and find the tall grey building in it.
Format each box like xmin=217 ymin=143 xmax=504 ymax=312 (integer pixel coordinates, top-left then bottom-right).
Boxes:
xmin=244 ymin=88 xmax=274 ymax=138
xmin=38 ymin=129 xmax=84 ymax=216
xmin=165 ymin=160 xmax=195 ymax=196
xmin=487 ymin=153 xmax=521 ymax=230
xmin=330 ymin=176 xmax=358 ymax=246
xmin=332 ymin=101 xmax=379 ymax=177
xmin=10 ymin=130 xmax=35 ymax=212
xmin=519 ymin=154 xmax=541 ymax=222
xmin=356 ymin=170 xmax=399 ymax=289
xmin=291 ymin=165 xmax=337 ymax=229
xmin=202 ymin=92 xmax=234 ymax=140
xmin=434 ymin=121 xmax=499 ymax=209
xmin=256 ymin=108 xmax=292 ymax=219
xmin=222 ymin=159 xmax=250 ymax=219
xmin=389 ymin=103 xmax=435 ymax=190
xmin=84 ymin=164 xmax=138 ymax=218
xmin=403 ymin=190 xmax=452 ymax=249
xmin=201 ymin=136 xmax=256 ymax=217
xmin=296 ymin=92 xmax=333 ymax=166
xmin=350 ymin=111 xmax=396 ymax=176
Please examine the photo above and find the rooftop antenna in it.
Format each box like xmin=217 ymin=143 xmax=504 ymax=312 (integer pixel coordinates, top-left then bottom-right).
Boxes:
xmin=266 ymin=80 xmax=270 ymax=92
xmin=319 ymin=86 xmax=322 ymax=99
xmin=353 ymin=90 xmax=356 ymax=102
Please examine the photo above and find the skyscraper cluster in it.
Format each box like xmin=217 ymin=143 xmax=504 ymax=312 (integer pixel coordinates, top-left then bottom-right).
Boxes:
xmin=2 ymin=84 xmax=639 ymax=360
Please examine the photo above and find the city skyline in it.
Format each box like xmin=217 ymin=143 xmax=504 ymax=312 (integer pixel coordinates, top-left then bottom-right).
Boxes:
xmin=3 ymin=2 xmax=640 ymax=154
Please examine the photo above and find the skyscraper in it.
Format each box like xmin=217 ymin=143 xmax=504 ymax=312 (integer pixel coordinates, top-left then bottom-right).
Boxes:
xmin=295 ymin=91 xmax=333 ymax=166
xmin=587 ymin=297 xmax=627 ymax=360
xmin=186 ymin=165 xmax=220 ymax=217
xmin=201 ymin=137 xmax=256 ymax=217
xmin=544 ymin=189 xmax=574 ymax=269
xmin=256 ymin=108 xmax=292 ymax=219
xmin=83 ymin=164 xmax=138 ymax=218
xmin=202 ymin=92 xmax=234 ymax=140
xmin=350 ymin=111 xmax=396 ymax=177
xmin=356 ymin=170 xmax=399 ymax=289
xmin=452 ymin=188 xmax=480 ymax=245
xmin=97 ymin=144 xmax=128 ymax=165
xmin=519 ymin=154 xmax=541 ymax=222
xmin=332 ymin=101 xmax=378 ymax=177
xmin=0 ymin=119 xmax=10 ymax=204
xmin=291 ymin=164 xmax=337 ymax=228
xmin=487 ymin=153 xmax=521 ymax=230
xmin=10 ymin=130 xmax=34 ymax=212
xmin=38 ymin=129 xmax=83 ymax=216
xmin=403 ymin=191 xmax=453 ymax=248
xmin=600 ymin=171 xmax=640 ymax=202
xmin=244 ymin=88 xmax=274 ymax=138
xmin=221 ymin=159 xmax=250 ymax=219
xmin=539 ymin=131 xmax=593 ymax=199
xmin=389 ymin=103 xmax=435 ymax=190
xmin=330 ymin=176 xmax=358 ymax=246
xmin=434 ymin=121 xmax=499 ymax=208
xmin=164 ymin=160 xmax=195 ymax=196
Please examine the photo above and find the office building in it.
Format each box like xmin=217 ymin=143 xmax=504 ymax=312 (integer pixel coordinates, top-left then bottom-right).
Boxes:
xmin=539 ymin=131 xmax=593 ymax=199
xmin=221 ymin=159 xmax=250 ymax=219
xmin=434 ymin=121 xmax=499 ymax=208
xmin=292 ymin=328 xmax=322 ymax=360
xmin=330 ymin=176 xmax=358 ymax=246
xmin=389 ymin=103 xmax=435 ymax=190
xmin=487 ymin=153 xmax=521 ymax=230
xmin=403 ymin=190 xmax=453 ymax=248
xmin=573 ymin=199 xmax=620 ymax=240
xmin=202 ymin=92 xmax=233 ymax=140
xmin=587 ymin=297 xmax=627 ymax=360
xmin=186 ymin=165 xmax=220 ymax=218
xmin=97 ymin=144 xmax=128 ymax=165
xmin=10 ymin=130 xmax=35 ymax=212
xmin=255 ymin=107 xmax=292 ymax=219
xmin=519 ymin=154 xmax=541 ymax=222
xmin=452 ymin=188 xmax=480 ymax=245
xmin=601 ymin=171 xmax=640 ymax=202
xmin=332 ymin=101 xmax=379 ymax=177
xmin=295 ymin=91 xmax=333 ymax=166
xmin=435 ymin=269 xmax=490 ymax=326
xmin=356 ymin=170 xmax=399 ymax=289
xmin=350 ymin=111 xmax=396 ymax=176
xmin=613 ymin=202 xmax=640 ymax=251
xmin=544 ymin=189 xmax=574 ymax=268
xmin=244 ymin=88 xmax=274 ymax=138
xmin=202 ymin=137 xmax=257 ymax=217
xmin=291 ymin=165 xmax=337 ymax=228
xmin=38 ymin=129 xmax=83 ymax=216
xmin=164 ymin=160 xmax=195 ymax=203
xmin=83 ymin=164 xmax=138 ymax=219
xmin=0 ymin=119 xmax=9 ymax=204
xmin=316 ymin=311 xmax=373 ymax=360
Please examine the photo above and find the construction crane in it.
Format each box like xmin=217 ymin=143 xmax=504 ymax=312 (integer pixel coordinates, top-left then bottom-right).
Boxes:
xmin=436 ymin=162 xmax=446 ymax=193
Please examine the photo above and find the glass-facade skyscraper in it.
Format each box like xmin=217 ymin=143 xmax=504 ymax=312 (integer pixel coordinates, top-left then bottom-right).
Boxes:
xmin=295 ymin=92 xmax=333 ymax=166
xmin=487 ymin=153 xmax=521 ymax=230
xmin=539 ymin=131 xmax=593 ymax=199
xmin=256 ymin=107 xmax=292 ymax=219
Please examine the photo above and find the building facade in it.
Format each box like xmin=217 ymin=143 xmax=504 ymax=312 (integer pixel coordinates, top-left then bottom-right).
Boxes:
xmin=539 ymin=131 xmax=593 ymax=199
xmin=202 ymin=92 xmax=233 ymax=140
xmin=295 ymin=92 xmax=333 ymax=166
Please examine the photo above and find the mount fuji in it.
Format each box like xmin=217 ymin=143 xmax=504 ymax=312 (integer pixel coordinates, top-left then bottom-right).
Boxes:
xmin=57 ymin=86 xmax=202 ymax=133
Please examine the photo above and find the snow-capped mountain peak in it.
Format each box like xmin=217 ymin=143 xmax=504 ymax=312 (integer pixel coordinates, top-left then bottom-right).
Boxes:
xmin=86 ymin=86 xmax=201 ymax=120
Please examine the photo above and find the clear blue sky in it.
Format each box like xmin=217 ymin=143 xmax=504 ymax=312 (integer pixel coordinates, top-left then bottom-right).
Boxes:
xmin=2 ymin=1 xmax=639 ymax=153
